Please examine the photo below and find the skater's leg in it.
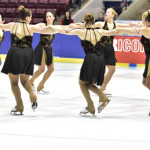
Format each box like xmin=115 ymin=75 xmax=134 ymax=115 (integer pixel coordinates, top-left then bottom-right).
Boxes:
xmin=8 ymin=73 xmax=24 ymax=113
xmin=30 ymin=64 xmax=45 ymax=86
xmin=100 ymin=65 xmax=115 ymax=92
xmin=79 ymin=80 xmax=95 ymax=114
xmin=37 ymin=63 xmax=54 ymax=92
xmin=20 ymin=74 xmax=37 ymax=110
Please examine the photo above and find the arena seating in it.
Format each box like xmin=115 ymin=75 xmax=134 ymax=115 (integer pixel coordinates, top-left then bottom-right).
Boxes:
xmin=0 ymin=0 xmax=70 ymax=24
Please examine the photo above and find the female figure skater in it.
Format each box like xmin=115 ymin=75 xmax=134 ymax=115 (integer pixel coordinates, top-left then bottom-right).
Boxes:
xmin=44 ymin=13 xmax=114 ymax=115
xmin=109 ymin=12 xmax=150 ymax=90
xmin=0 ymin=6 xmax=55 ymax=115
xmin=107 ymin=10 xmax=150 ymax=115
xmin=0 ymin=13 xmax=5 ymax=66
xmin=30 ymin=12 xmax=55 ymax=93
xmin=130 ymin=11 xmax=150 ymax=91
xmin=70 ymin=8 xmax=133 ymax=96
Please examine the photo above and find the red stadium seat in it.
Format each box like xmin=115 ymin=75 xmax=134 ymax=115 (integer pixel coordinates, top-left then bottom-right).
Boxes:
xmin=9 ymin=0 xmax=19 ymax=3
xmin=27 ymin=0 xmax=38 ymax=8
xmin=37 ymin=0 xmax=48 ymax=8
xmin=6 ymin=8 xmax=16 ymax=14
xmin=0 ymin=4 xmax=7 ymax=8
xmin=59 ymin=0 xmax=70 ymax=5
xmin=46 ymin=0 xmax=59 ymax=9
xmin=35 ymin=8 xmax=46 ymax=18
xmin=3 ymin=18 xmax=13 ymax=23
xmin=0 ymin=0 xmax=9 ymax=3
xmin=32 ymin=18 xmax=44 ymax=24
xmin=56 ymin=0 xmax=70 ymax=15
xmin=5 ymin=8 xmax=16 ymax=17
xmin=49 ymin=0 xmax=59 ymax=3
xmin=38 ymin=0 xmax=48 ymax=4
xmin=12 ymin=17 xmax=19 ymax=22
xmin=18 ymin=0 xmax=29 ymax=6
xmin=0 ymin=8 xmax=6 ymax=14
xmin=9 ymin=0 xmax=19 ymax=8
xmin=28 ymin=0 xmax=38 ymax=3
xmin=30 ymin=8 xmax=36 ymax=14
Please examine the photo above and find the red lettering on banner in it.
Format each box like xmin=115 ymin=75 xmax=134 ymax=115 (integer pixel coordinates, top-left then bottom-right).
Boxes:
xmin=114 ymin=36 xmax=145 ymax=64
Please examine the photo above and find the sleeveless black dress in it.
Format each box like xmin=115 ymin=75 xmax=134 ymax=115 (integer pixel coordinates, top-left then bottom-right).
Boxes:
xmin=141 ymin=35 xmax=150 ymax=78
xmin=100 ymin=21 xmax=117 ymax=66
xmin=1 ymin=23 xmax=34 ymax=75
xmin=34 ymin=30 xmax=55 ymax=66
xmin=80 ymin=28 xmax=106 ymax=86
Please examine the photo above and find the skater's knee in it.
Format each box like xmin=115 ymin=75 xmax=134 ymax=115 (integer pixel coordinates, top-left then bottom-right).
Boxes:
xmin=50 ymin=66 xmax=54 ymax=73
xmin=107 ymin=65 xmax=116 ymax=74
xmin=10 ymin=81 xmax=18 ymax=87
xmin=39 ymin=67 xmax=45 ymax=73
xmin=109 ymin=67 xmax=116 ymax=74
xmin=79 ymin=80 xmax=84 ymax=85
xmin=47 ymin=65 xmax=54 ymax=73
xmin=20 ymin=80 xmax=28 ymax=87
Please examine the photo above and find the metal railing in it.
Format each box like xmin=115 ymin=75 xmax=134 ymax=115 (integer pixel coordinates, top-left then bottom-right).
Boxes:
xmin=69 ymin=0 xmax=87 ymax=13
xmin=121 ymin=0 xmax=133 ymax=10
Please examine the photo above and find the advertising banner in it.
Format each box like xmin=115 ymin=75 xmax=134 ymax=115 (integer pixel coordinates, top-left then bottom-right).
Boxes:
xmin=114 ymin=36 xmax=145 ymax=64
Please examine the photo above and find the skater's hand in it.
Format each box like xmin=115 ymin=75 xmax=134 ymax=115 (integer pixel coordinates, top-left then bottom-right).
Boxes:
xmin=0 ymin=20 xmax=5 ymax=24
xmin=130 ymin=22 xmax=143 ymax=27
xmin=65 ymin=27 xmax=71 ymax=33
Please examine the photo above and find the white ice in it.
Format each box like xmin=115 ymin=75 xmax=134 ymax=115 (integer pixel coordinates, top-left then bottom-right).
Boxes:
xmin=0 ymin=61 xmax=150 ymax=150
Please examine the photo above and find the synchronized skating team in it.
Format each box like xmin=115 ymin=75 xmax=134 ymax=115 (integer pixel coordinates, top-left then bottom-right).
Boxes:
xmin=0 ymin=6 xmax=150 ymax=116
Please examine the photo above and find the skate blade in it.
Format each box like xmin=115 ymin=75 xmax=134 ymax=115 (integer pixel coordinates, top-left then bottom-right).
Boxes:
xmin=80 ymin=112 xmax=97 ymax=117
xmin=32 ymin=106 xmax=37 ymax=112
xmin=107 ymin=94 xmax=112 ymax=98
xmin=37 ymin=91 xmax=49 ymax=94
xmin=10 ymin=112 xmax=23 ymax=115
xmin=98 ymin=99 xmax=111 ymax=113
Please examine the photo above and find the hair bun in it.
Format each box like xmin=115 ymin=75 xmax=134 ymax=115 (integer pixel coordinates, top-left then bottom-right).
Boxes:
xmin=84 ymin=13 xmax=94 ymax=25
xmin=19 ymin=5 xmax=25 ymax=13
xmin=87 ymin=14 xmax=92 ymax=20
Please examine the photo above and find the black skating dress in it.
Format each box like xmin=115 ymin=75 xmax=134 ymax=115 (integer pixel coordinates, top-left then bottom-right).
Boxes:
xmin=34 ymin=30 xmax=55 ymax=66
xmin=80 ymin=28 xmax=106 ymax=86
xmin=141 ymin=35 xmax=150 ymax=78
xmin=100 ymin=21 xmax=117 ymax=66
xmin=1 ymin=23 xmax=34 ymax=75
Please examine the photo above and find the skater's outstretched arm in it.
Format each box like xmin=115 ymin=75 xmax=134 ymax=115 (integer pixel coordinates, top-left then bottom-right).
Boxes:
xmin=0 ymin=22 xmax=15 ymax=31
xmin=113 ymin=27 xmax=150 ymax=38
xmin=108 ymin=27 xmax=144 ymax=36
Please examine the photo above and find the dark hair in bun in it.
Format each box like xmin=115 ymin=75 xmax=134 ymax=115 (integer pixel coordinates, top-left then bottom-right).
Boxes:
xmin=84 ymin=13 xmax=95 ymax=25
xmin=18 ymin=5 xmax=31 ymax=20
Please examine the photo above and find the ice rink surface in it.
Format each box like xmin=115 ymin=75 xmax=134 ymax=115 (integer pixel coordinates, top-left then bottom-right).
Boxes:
xmin=0 ymin=62 xmax=150 ymax=150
